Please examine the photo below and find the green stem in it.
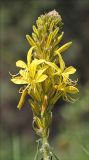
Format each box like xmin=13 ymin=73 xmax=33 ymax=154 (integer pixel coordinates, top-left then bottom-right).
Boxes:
xmin=41 ymin=130 xmax=50 ymax=160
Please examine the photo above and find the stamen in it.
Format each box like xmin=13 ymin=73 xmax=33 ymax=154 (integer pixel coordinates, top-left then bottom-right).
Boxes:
xmin=24 ymin=84 xmax=30 ymax=92
xmin=19 ymin=86 xmax=26 ymax=93
xmin=63 ymin=74 xmax=78 ymax=86
xmin=9 ymin=72 xmax=19 ymax=77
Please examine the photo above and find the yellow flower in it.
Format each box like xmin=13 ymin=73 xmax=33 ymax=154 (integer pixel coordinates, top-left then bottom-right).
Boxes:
xmin=54 ymin=82 xmax=79 ymax=103
xmin=11 ymin=47 xmax=47 ymax=86
xmin=54 ymin=51 xmax=76 ymax=84
xmin=51 ymin=52 xmax=79 ymax=102
xmin=11 ymin=47 xmax=48 ymax=109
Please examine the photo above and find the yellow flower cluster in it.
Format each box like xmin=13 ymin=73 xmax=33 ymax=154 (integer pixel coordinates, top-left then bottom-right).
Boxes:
xmin=11 ymin=12 xmax=79 ymax=159
xmin=11 ymin=10 xmax=79 ymax=115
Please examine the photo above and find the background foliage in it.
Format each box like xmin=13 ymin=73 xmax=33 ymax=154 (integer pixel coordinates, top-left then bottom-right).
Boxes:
xmin=0 ymin=0 xmax=89 ymax=160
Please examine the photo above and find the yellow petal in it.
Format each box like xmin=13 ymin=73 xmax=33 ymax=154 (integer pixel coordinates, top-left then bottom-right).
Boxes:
xmin=62 ymin=75 xmax=69 ymax=83
xmin=29 ymin=60 xmax=38 ymax=78
xmin=35 ymin=67 xmax=47 ymax=80
xmin=11 ymin=76 xmax=28 ymax=84
xmin=57 ymin=83 xmax=65 ymax=91
xmin=65 ymin=86 xmax=79 ymax=94
xmin=16 ymin=60 xmax=27 ymax=68
xmin=36 ymin=74 xmax=48 ymax=83
xmin=19 ymin=70 xmax=29 ymax=81
xmin=45 ymin=61 xmax=59 ymax=71
xmin=63 ymin=66 xmax=76 ymax=75
xmin=29 ymin=59 xmax=45 ymax=78
xmin=55 ymin=41 xmax=72 ymax=55
xmin=53 ymin=71 xmax=61 ymax=76
xmin=27 ymin=46 xmax=35 ymax=67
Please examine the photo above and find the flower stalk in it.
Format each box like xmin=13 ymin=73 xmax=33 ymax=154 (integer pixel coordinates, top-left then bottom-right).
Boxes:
xmin=41 ymin=132 xmax=50 ymax=160
xmin=10 ymin=10 xmax=79 ymax=160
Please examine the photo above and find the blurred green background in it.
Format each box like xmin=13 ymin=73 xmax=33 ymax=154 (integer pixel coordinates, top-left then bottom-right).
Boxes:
xmin=0 ymin=0 xmax=89 ymax=160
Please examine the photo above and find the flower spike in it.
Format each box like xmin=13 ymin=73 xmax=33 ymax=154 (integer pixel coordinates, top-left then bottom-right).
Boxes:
xmin=10 ymin=10 xmax=79 ymax=160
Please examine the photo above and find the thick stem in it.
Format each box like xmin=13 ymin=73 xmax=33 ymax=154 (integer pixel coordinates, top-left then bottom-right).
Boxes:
xmin=41 ymin=129 xmax=50 ymax=160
